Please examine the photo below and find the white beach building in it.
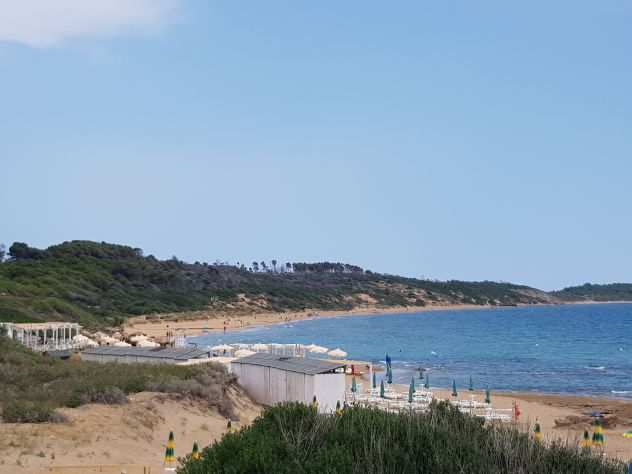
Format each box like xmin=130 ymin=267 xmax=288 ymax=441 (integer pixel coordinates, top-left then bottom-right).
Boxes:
xmin=231 ymin=353 xmax=346 ymax=413
xmin=0 ymin=322 xmax=82 ymax=352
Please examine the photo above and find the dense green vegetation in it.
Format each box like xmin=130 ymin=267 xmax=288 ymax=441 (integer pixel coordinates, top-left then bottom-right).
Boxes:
xmin=553 ymin=283 xmax=632 ymax=302
xmin=0 ymin=336 xmax=236 ymax=423
xmin=178 ymin=403 xmax=624 ymax=474
xmin=0 ymin=240 xmax=557 ymax=327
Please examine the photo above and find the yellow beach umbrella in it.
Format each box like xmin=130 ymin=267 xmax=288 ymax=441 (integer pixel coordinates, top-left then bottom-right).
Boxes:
xmin=592 ymin=420 xmax=605 ymax=447
xmin=623 ymin=430 xmax=632 ymax=439
xmin=581 ymin=430 xmax=592 ymax=448
xmin=533 ymin=422 xmax=542 ymax=443
xmin=164 ymin=431 xmax=176 ymax=466
xmin=191 ymin=440 xmax=200 ymax=460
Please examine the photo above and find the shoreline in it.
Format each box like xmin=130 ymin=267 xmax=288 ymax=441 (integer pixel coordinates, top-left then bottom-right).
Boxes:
xmin=123 ymin=300 xmax=632 ymax=339
xmin=124 ymin=302 xmax=526 ymax=338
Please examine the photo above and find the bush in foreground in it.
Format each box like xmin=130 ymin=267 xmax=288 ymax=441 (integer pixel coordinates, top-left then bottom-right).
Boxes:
xmin=0 ymin=337 xmax=236 ymax=423
xmin=178 ymin=403 xmax=625 ymax=474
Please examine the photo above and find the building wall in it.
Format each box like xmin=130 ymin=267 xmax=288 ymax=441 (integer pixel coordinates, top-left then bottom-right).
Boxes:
xmin=231 ymin=362 xmax=345 ymax=413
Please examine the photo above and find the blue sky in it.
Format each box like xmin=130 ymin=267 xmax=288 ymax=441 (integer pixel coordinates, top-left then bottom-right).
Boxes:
xmin=1 ymin=1 xmax=630 ymax=290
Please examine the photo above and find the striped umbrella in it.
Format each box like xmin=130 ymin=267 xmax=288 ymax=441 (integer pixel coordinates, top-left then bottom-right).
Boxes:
xmin=592 ymin=419 xmax=605 ymax=447
xmin=191 ymin=441 xmax=200 ymax=460
xmin=424 ymin=374 xmax=430 ymax=390
xmin=469 ymin=376 xmax=474 ymax=392
xmin=164 ymin=431 xmax=175 ymax=466
xmin=534 ymin=422 xmax=542 ymax=443
xmin=380 ymin=379 xmax=385 ymax=398
xmin=451 ymin=380 xmax=458 ymax=398
xmin=485 ymin=388 xmax=491 ymax=404
xmin=582 ymin=430 xmax=592 ymax=448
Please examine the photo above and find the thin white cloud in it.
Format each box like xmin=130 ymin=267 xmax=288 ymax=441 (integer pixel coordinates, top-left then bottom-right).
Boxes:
xmin=0 ymin=0 xmax=180 ymax=47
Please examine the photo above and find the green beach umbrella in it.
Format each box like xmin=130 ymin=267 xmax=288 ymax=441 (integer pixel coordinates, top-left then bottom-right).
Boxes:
xmin=351 ymin=376 xmax=358 ymax=393
xmin=191 ymin=440 xmax=200 ymax=460
xmin=372 ymin=371 xmax=377 ymax=389
xmin=380 ymin=379 xmax=385 ymax=398
xmin=408 ymin=382 xmax=414 ymax=404
xmin=452 ymin=380 xmax=458 ymax=398
xmin=534 ymin=422 xmax=542 ymax=443
xmin=164 ymin=431 xmax=175 ymax=466
xmin=469 ymin=376 xmax=474 ymax=391
xmin=592 ymin=419 xmax=605 ymax=447
xmin=485 ymin=387 xmax=491 ymax=404
xmin=424 ymin=374 xmax=430 ymax=390
xmin=410 ymin=376 xmax=416 ymax=394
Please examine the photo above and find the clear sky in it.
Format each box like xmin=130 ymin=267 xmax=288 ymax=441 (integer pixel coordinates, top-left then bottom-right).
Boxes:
xmin=1 ymin=1 xmax=630 ymax=290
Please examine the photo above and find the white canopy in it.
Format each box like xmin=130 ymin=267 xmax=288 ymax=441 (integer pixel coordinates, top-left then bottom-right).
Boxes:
xmin=309 ymin=345 xmax=329 ymax=354
xmin=327 ymin=348 xmax=347 ymax=358
xmin=251 ymin=343 xmax=269 ymax=351
xmin=211 ymin=344 xmax=233 ymax=351
xmin=136 ymin=340 xmax=160 ymax=348
xmin=234 ymin=349 xmax=256 ymax=358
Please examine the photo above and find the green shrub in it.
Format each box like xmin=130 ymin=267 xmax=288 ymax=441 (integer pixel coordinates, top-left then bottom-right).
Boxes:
xmin=178 ymin=403 xmax=625 ymax=474
xmin=1 ymin=400 xmax=65 ymax=423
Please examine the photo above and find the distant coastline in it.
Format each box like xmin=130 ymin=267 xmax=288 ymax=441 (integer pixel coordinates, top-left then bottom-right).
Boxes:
xmin=123 ymin=300 xmax=632 ymax=338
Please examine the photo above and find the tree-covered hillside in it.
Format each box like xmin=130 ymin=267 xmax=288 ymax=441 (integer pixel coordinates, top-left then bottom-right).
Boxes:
xmin=552 ymin=283 xmax=632 ymax=302
xmin=0 ymin=240 xmax=557 ymax=327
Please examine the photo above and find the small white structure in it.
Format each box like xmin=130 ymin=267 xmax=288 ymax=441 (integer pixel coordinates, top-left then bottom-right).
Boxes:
xmin=1 ymin=322 xmax=82 ymax=352
xmin=231 ymin=353 xmax=346 ymax=413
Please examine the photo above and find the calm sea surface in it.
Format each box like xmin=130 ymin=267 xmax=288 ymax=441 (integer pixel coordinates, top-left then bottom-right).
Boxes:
xmin=190 ymin=303 xmax=632 ymax=398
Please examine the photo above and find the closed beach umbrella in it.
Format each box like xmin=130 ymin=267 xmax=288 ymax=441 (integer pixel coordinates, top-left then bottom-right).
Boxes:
xmin=311 ymin=396 xmax=318 ymax=411
xmin=485 ymin=387 xmax=491 ymax=404
xmin=351 ymin=377 xmax=358 ymax=393
xmin=410 ymin=376 xmax=416 ymax=394
xmin=387 ymin=366 xmax=393 ymax=385
xmin=191 ymin=440 xmax=200 ymax=460
xmin=380 ymin=380 xmax=385 ymax=398
xmin=424 ymin=374 xmax=430 ymax=390
xmin=336 ymin=400 xmax=342 ymax=416
xmin=452 ymin=380 xmax=458 ymax=398
xmin=372 ymin=371 xmax=377 ymax=389
xmin=328 ymin=348 xmax=348 ymax=358
xmin=408 ymin=382 xmax=414 ymax=404
xmin=164 ymin=431 xmax=175 ymax=466
xmin=469 ymin=376 xmax=474 ymax=391
xmin=582 ymin=430 xmax=592 ymax=448
xmin=534 ymin=422 xmax=542 ymax=443
xmin=592 ymin=420 xmax=605 ymax=446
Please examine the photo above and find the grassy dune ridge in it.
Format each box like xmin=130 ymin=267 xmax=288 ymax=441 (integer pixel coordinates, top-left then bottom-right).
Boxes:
xmin=0 ymin=240 xmax=558 ymax=327
xmin=178 ymin=403 xmax=625 ymax=474
xmin=0 ymin=336 xmax=236 ymax=423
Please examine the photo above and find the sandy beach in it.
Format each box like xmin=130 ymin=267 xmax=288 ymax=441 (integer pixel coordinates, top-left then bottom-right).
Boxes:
xmin=123 ymin=303 xmax=509 ymax=339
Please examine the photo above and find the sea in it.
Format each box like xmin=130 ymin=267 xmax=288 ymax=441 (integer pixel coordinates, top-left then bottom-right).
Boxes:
xmin=189 ymin=303 xmax=632 ymax=398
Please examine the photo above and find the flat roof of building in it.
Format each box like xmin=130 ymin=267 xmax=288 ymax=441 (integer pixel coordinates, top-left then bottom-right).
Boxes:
xmin=232 ymin=352 xmax=345 ymax=375
xmin=1 ymin=322 xmax=81 ymax=330
xmin=82 ymin=346 xmax=211 ymax=361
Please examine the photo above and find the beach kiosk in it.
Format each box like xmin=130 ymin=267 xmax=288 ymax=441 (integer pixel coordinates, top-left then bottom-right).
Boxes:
xmin=231 ymin=353 xmax=346 ymax=413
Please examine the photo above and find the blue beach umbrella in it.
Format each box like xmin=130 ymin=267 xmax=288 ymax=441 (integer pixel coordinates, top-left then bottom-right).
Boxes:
xmin=351 ymin=377 xmax=357 ymax=393
xmin=424 ymin=374 xmax=430 ymax=390
xmin=469 ymin=376 xmax=474 ymax=392
xmin=385 ymin=353 xmax=392 ymax=368
xmin=380 ymin=380 xmax=385 ymax=398
xmin=452 ymin=380 xmax=458 ymax=398
xmin=372 ymin=371 xmax=377 ymax=389
xmin=387 ymin=366 xmax=393 ymax=385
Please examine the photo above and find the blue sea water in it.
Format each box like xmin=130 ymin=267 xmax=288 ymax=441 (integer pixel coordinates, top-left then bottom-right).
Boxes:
xmin=189 ymin=303 xmax=632 ymax=398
